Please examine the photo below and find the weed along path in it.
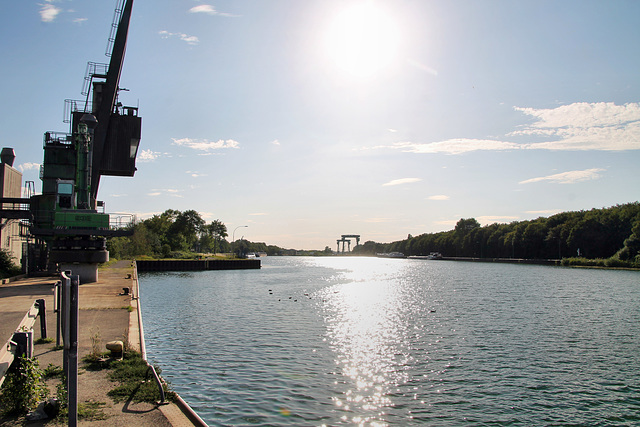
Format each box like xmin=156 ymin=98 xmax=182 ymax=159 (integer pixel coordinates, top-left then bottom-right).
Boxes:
xmin=0 ymin=260 xmax=196 ymax=426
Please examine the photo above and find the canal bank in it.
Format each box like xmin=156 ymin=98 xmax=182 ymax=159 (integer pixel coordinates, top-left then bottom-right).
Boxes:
xmin=0 ymin=260 xmax=205 ymax=426
xmin=438 ymin=256 xmax=561 ymax=266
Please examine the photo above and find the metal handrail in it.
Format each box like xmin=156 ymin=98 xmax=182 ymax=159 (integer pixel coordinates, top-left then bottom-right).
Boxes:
xmin=0 ymin=300 xmax=46 ymax=387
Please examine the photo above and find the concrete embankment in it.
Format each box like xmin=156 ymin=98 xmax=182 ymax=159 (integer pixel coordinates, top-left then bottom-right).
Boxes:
xmin=439 ymin=257 xmax=561 ymax=266
xmin=0 ymin=260 xmax=206 ymax=426
xmin=137 ymin=258 xmax=260 ymax=272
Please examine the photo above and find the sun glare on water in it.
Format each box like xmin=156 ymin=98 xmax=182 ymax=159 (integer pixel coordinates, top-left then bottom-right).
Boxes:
xmin=323 ymin=2 xmax=402 ymax=79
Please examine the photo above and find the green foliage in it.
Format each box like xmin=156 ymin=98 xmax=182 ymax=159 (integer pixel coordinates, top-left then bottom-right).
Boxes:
xmin=106 ymin=209 xmax=290 ymax=258
xmin=561 ymin=257 xmax=606 ymax=267
xmin=76 ymin=400 xmax=108 ymax=421
xmin=56 ymin=376 xmax=67 ymax=416
xmin=107 ymin=210 xmax=230 ymax=258
xmin=80 ymin=350 xmax=175 ymax=404
xmin=561 ymin=256 xmax=638 ymax=269
xmin=354 ymin=202 xmax=640 ymax=265
xmin=0 ymin=248 xmax=21 ymax=278
xmin=0 ymin=356 xmax=48 ymax=415
xmin=107 ymin=352 xmax=175 ymax=403
xmin=42 ymin=363 xmax=64 ymax=379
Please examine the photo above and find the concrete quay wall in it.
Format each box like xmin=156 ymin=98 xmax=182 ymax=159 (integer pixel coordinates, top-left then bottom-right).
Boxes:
xmin=136 ymin=259 xmax=260 ymax=272
xmin=440 ymin=257 xmax=561 ymax=266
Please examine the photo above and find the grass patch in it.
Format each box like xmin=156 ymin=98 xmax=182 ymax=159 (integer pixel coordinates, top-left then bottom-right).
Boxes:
xmin=81 ymin=351 xmax=175 ymax=404
xmin=42 ymin=364 xmax=64 ymax=379
xmin=107 ymin=354 xmax=175 ymax=403
xmin=82 ymin=353 xmax=112 ymax=371
xmin=78 ymin=400 xmax=108 ymax=421
xmin=34 ymin=337 xmax=55 ymax=345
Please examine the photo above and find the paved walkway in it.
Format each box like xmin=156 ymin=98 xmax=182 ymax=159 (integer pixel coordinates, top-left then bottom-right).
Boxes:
xmin=0 ymin=261 xmax=199 ymax=426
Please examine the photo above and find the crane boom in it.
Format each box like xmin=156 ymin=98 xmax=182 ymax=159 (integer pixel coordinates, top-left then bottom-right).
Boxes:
xmin=91 ymin=0 xmax=135 ymax=201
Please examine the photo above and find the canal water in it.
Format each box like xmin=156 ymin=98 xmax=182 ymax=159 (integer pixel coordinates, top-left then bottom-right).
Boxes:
xmin=138 ymin=257 xmax=640 ymax=426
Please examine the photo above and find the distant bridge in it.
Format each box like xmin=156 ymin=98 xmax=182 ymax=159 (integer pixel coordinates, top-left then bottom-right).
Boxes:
xmin=336 ymin=234 xmax=361 ymax=253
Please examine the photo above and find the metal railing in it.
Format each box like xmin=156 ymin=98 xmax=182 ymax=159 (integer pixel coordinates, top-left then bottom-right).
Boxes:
xmin=0 ymin=299 xmax=47 ymax=387
xmin=43 ymin=131 xmax=73 ymax=147
xmin=109 ymin=213 xmax=136 ymax=230
xmin=81 ymin=62 xmax=109 ymax=96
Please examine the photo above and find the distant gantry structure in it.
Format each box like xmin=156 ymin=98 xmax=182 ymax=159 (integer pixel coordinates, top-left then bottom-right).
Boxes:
xmin=336 ymin=234 xmax=361 ymax=253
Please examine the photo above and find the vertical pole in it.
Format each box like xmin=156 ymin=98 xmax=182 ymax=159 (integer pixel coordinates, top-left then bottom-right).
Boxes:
xmin=68 ymin=275 xmax=79 ymax=427
xmin=62 ymin=273 xmax=70 ymax=378
xmin=36 ymin=299 xmax=47 ymax=339
xmin=61 ymin=271 xmax=78 ymax=427
xmin=55 ymin=282 xmax=61 ymax=347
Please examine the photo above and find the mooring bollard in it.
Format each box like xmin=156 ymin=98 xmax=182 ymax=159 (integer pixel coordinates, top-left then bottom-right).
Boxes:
xmin=36 ymin=298 xmax=47 ymax=339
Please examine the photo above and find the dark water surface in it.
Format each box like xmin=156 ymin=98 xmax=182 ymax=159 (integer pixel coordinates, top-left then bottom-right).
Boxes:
xmin=139 ymin=257 xmax=640 ymax=426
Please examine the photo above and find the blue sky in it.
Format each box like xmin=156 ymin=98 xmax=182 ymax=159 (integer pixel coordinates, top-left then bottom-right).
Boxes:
xmin=1 ymin=0 xmax=639 ymax=249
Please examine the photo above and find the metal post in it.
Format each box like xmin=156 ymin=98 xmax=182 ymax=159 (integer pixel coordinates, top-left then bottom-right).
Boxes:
xmin=36 ymin=299 xmax=47 ymax=339
xmin=61 ymin=270 xmax=78 ymax=426
xmin=62 ymin=273 xmax=70 ymax=378
xmin=68 ymin=275 xmax=79 ymax=427
xmin=54 ymin=282 xmax=61 ymax=347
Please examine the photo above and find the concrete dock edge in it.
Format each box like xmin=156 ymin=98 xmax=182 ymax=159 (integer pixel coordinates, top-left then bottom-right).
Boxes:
xmin=131 ymin=261 xmax=209 ymax=427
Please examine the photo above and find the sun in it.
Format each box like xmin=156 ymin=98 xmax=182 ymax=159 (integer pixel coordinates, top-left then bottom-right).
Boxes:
xmin=323 ymin=2 xmax=401 ymax=79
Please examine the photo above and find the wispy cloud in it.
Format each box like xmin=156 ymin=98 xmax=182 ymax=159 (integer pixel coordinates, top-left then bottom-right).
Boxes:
xmin=519 ymin=168 xmax=606 ymax=185
xmin=148 ymin=189 xmax=183 ymax=197
xmin=172 ymin=138 xmax=239 ymax=151
xmin=389 ymin=139 xmax=521 ymax=155
xmin=271 ymin=139 xmax=281 ymax=146
xmin=186 ymin=171 xmax=208 ymax=178
xmin=512 ymin=102 xmax=640 ymax=151
xmin=428 ymin=195 xmax=450 ymax=201
xmin=39 ymin=1 xmax=61 ymax=22
xmin=159 ymin=30 xmax=200 ymax=46
xmin=188 ymin=5 xmax=239 ymax=17
xmin=73 ymin=18 xmax=88 ymax=24
xmin=382 ymin=178 xmax=422 ymax=186
xmin=138 ymin=149 xmax=162 ymax=162
xmin=18 ymin=162 xmax=40 ymax=172
xmin=379 ymin=102 xmax=640 ymax=155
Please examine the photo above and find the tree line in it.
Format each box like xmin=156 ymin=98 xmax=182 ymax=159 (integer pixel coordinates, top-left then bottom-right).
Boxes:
xmin=352 ymin=202 xmax=640 ymax=267
xmin=107 ymin=209 xmax=284 ymax=259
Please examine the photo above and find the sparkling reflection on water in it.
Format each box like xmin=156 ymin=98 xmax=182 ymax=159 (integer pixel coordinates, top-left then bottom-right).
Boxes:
xmin=139 ymin=257 xmax=640 ymax=426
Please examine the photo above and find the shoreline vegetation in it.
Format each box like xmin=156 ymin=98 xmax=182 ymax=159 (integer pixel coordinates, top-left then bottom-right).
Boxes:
xmin=106 ymin=202 xmax=640 ymax=270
